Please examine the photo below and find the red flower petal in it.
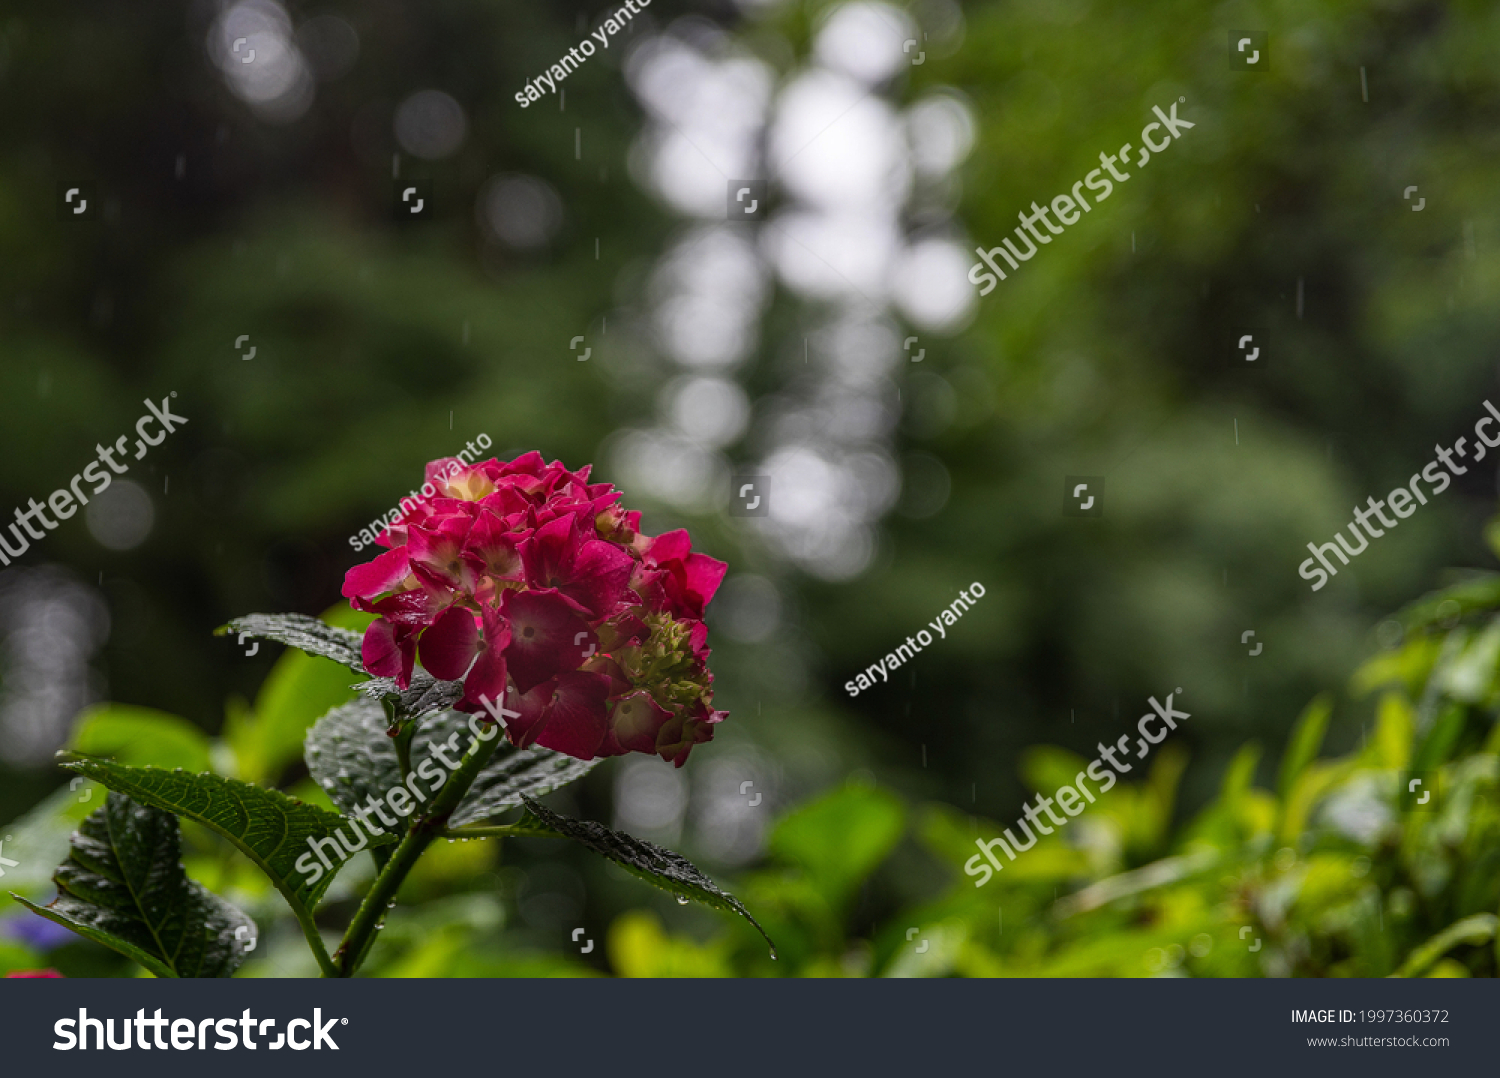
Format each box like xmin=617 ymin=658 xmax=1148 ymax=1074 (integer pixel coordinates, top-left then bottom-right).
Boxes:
xmin=503 ymin=677 xmax=551 ymax=747
xmin=418 ymin=606 xmax=480 ymax=681
xmin=520 ymin=513 xmax=577 ymax=590
xmin=342 ymin=546 xmax=411 ymax=600
xmin=565 ymin=539 xmax=635 ymax=618
xmin=680 ymin=552 xmax=728 ymax=608
xmin=362 ymin=619 xmax=416 ymax=688
xmin=520 ymin=514 xmax=634 ymax=619
xmin=645 ymin=529 xmax=692 ymax=564
xmin=368 ymin=588 xmax=450 ymax=625
xmin=499 ymin=450 xmax=547 ymax=478
xmin=598 ymin=614 xmax=650 ymax=651
xmin=460 ymin=608 xmax=512 ymax=712
xmin=423 ymin=456 xmax=465 ymax=489
xmin=501 ymin=589 xmax=593 ymax=693
xmin=603 ymin=691 xmax=672 ymax=756
xmin=463 ymin=510 xmax=524 ymax=582
xmin=406 ymin=516 xmax=479 ymax=592
xmin=654 ymin=704 xmax=720 ymax=767
xmin=532 ymin=672 xmax=613 ymax=759
xmin=344 ymin=451 xmax=729 ymax=765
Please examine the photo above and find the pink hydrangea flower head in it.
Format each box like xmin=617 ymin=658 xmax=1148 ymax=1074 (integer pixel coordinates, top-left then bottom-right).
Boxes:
xmin=343 ymin=453 xmax=728 ymax=766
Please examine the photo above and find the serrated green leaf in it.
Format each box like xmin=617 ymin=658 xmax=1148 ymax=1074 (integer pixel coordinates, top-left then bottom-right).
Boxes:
xmin=450 ymin=743 xmax=601 ymax=827
xmin=219 ymin=613 xmax=365 ymax=672
xmin=353 ymin=669 xmax=465 ymax=720
xmin=305 ymin=699 xmax=402 ymax=818
xmin=519 ymin=795 xmax=775 ymax=957
xmin=56 ymin=754 xmax=391 ymax=914
xmin=305 ymin=700 xmax=599 ymax=829
xmin=11 ymin=793 xmax=251 ymax=978
xmin=70 ymin=704 xmax=214 ymax=773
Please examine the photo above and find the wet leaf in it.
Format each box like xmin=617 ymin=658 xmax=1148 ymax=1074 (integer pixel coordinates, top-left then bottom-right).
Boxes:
xmin=352 ymin=669 xmax=465 ymax=720
xmin=219 ymin=613 xmax=366 ymax=672
xmin=11 ymin=793 xmax=252 ymax=978
xmin=56 ymin=753 xmax=390 ymax=914
xmin=305 ymin=700 xmax=599 ymax=827
xmin=518 ymin=795 xmax=775 ymax=957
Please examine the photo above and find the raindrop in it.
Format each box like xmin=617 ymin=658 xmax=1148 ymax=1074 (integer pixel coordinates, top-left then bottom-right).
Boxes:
xmin=676 ymin=896 xmax=689 ymax=905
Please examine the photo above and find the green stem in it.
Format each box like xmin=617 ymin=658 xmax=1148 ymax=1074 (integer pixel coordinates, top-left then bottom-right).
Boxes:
xmin=332 ymin=821 xmax=430 ymax=976
xmin=393 ymin=723 xmax=416 ymax=789
xmin=331 ymin=727 xmax=504 ymax=976
xmin=296 ymin=904 xmax=340 ymax=978
xmin=383 ymin=695 xmax=416 ymax=792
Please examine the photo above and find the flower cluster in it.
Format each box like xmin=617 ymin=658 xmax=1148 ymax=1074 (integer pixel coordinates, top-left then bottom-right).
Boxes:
xmin=342 ymin=453 xmax=727 ymax=766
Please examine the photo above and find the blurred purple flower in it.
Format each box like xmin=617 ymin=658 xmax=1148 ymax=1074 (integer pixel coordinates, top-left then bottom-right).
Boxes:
xmin=3 ymin=916 xmax=77 ymax=953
